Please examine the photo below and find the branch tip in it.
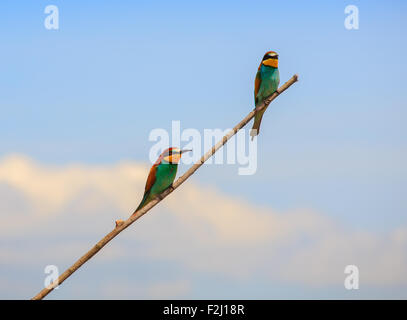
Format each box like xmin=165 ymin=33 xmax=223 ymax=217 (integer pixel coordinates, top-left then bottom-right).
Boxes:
xmin=115 ymin=220 xmax=124 ymax=227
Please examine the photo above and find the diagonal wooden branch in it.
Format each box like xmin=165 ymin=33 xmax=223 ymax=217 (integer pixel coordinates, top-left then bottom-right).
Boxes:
xmin=31 ymin=74 xmax=298 ymax=300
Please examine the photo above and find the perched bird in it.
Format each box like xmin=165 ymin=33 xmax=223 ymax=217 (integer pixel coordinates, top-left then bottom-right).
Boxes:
xmin=135 ymin=147 xmax=191 ymax=212
xmin=250 ymin=51 xmax=280 ymax=139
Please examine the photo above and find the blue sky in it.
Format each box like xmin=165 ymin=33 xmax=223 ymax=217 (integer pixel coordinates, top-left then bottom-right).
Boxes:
xmin=0 ymin=0 xmax=406 ymax=299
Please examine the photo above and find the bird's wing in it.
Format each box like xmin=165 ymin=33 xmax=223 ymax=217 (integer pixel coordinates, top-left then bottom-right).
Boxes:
xmin=135 ymin=164 xmax=158 ymax=211
xmin=254 ymin=69 xmax=262 ymax=106
xmin=144 ymin=164 xmax=157 ymax=194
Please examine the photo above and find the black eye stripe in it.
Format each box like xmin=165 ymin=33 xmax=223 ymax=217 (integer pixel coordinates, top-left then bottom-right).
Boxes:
xmin=164 ymin=150 xmax=181 ymax=157
xmin=263 ymin=55 xmax=278 ymax=60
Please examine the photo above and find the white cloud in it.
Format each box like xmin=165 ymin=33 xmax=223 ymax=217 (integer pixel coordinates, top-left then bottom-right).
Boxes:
xmin=0 ymin=154 xmax=406 ymax=298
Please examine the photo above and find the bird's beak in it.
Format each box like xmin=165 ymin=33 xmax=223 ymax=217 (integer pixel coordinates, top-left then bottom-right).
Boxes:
xmin=180 ymin=149 xmax=192 ymax=154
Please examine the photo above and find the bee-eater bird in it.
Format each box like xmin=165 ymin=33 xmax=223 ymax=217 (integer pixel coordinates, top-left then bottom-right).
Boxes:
xmin=250 ymin=51 xmax=280 ymax=139
xmin=135 ymin=147 xmax=191 ymax=212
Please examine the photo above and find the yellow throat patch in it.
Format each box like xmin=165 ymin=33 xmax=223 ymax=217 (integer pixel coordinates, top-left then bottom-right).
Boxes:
xmin=263 ymin=59 xmax=278 ymax=68
xmin=164 ymin=153 xmax=181 ymax=164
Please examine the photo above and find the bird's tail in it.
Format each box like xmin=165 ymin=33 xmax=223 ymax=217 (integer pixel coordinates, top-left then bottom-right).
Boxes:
xmin=250 ymin=108 xmax=266 ymax=140
xmin=134 ymin=192 xmax=150 ymax=214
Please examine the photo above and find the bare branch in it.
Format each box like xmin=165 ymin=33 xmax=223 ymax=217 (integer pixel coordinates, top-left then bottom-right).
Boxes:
xmin=31 ymin=74 xmax=298 ymax=300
